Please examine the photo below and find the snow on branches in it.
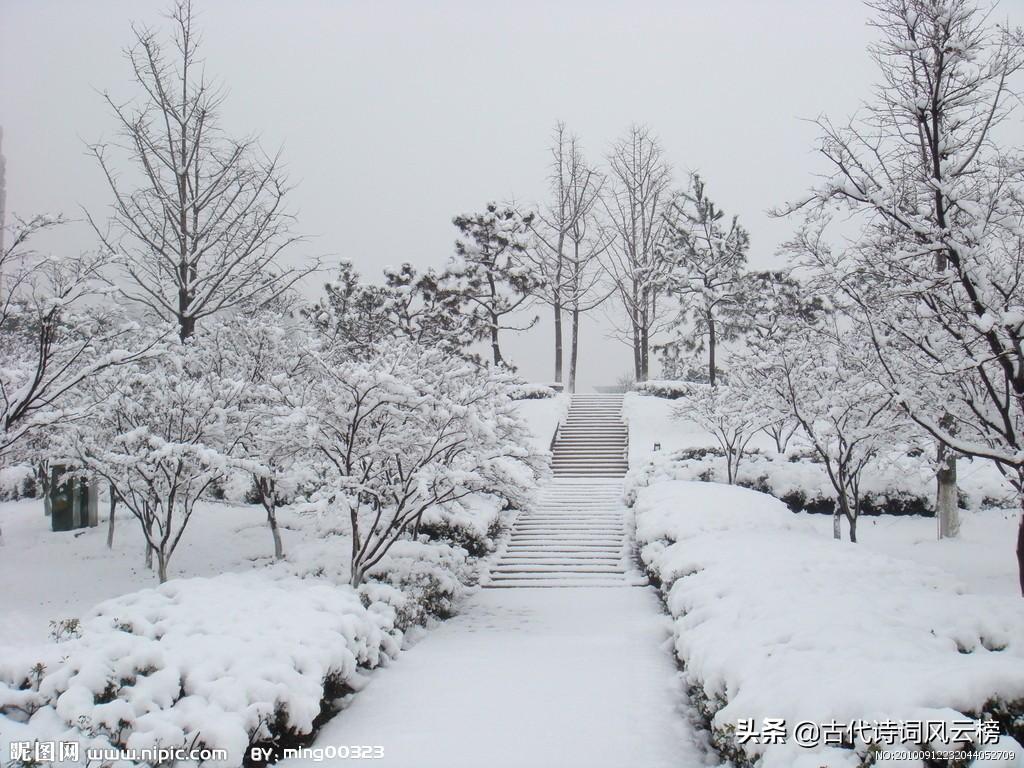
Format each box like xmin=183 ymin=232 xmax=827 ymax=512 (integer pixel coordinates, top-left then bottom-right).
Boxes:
xmin=305 ymin=340 xmax=541 ymax=586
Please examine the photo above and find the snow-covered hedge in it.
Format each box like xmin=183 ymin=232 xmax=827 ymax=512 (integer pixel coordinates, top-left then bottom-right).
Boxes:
xmin=625 ymin=446 xmax=1013 ymax=514
xmin=0 ymin=572 xmax=401 ymax=766
xmin=508 ymin=382 xmax=559 ymax=400
xmin=632 ymin=379 xmax=690 ymax=399
xmin=633 ymin=480 xmax=1024 ymax=767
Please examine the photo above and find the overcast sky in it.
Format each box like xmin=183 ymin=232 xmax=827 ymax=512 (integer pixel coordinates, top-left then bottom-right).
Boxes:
xmin=4 ymin=1 xmax=1022 ymax=388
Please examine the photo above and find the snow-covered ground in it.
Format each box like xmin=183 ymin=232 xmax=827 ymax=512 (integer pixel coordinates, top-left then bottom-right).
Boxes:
xmin=0 ymin=499 xmax=291 ymax=647
xmin=634 ymin=480 xmax=1024 ymax=767
xmin=281 ymin=587 xmax=706 ymax=768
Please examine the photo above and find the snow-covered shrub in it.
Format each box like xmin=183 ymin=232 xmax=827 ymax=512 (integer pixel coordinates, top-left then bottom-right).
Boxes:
xmin=0 ymin=464 xmax=37 ymax=500
xmin=632 ymin=379 xmax=690 ymax=399
xmin=633 ymin=480 xmax=1024 ymax=767
xmin=417 ymin=495 xmax=505 ymax=557
xmin=364 ymin=540 xmax=472 ymax=630
xmin=508 ymin=382 xmax=558 ymax=400
xmin=0 ymin=572 xmax=400 ymax=766
xmin=307 ymin=341 xmax=540 ymax=586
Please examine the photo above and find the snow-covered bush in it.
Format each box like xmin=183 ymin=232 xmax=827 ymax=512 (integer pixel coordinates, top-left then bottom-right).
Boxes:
xmin=633 ymin=379 xmax=690 ymax=399
xmin=0 ymin=572 xmax=400 ymax=766
xmin=364 ymin=539 xmax=473 ymax=629
xmin=0 ymin=464 xmax=37 ymax=500
xmin=416 ymin=495 xmax=505 ymax=557
xmin=632 ymin=480 xmax=1024 ymax=767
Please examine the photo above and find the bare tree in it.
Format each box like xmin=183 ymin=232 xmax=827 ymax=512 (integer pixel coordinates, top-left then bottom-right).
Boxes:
xmin=781 ymin=0 xmax=1024 ymax=562
xmin=601 ymin=125 xmax=673 ymax=382
xmin=87 ymin=0 xmax=312 ymax=341
xmin=527 ymin=124 xmax=610 ymax=391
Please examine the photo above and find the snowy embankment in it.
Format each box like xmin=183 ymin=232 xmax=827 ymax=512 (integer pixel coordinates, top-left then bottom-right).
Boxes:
xmin=513 ymin=392 xmax=569 ymax=454
xmin=633 ymin=480 xmax=1024 ymax=768
xmin=0 ymin=396 xmax=562 ymax=766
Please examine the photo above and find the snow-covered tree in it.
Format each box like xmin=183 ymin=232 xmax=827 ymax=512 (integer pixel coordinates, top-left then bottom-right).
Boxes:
xmin=206 ymin=312 xmax=319 ymax=560
xmin=67 ymin=328 xmax=246 ymax=581
xmin=443 ymin=204 xmax=540 ymax=368
xmin=767 ymin=322 xmax=904 ymax=542
xmin=309 ymin=260 xmax=474 ymax=363
xmin=87 ymin=0 xmax=313 ymax=342
xmin=673 ymin=380 xmax=769 ymax=484
xmin=730 ymin=270 xmax=827 ymax=452
xmin=307 ymin=341 xmax=540 ymax=586
xmin=0 ymin=216 xmax=148 ymax=462
xmin=601 ymin=125 xmax=673 ymax=382
xmin=780 ymin=0 xmax=1024 ymax=586
xmin=526 ymin=124 xmax=610 ymax=390
xmin=661 ymin=175 xmax=748 ymax=386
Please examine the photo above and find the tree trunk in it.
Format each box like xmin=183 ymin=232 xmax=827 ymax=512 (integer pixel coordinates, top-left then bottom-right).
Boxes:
xmin=106 ymin=485 xmax=117 ymax=549
xmin=640 ymin=324 xmax=650 ymax=382
xmin=708 ymin=311 xmax=717 ymax=387
xmin=553 ymin=302 xmax=563 ymax=384
xmin=936 ymin=439 xmax=959 ymax=539
xmin=632 ymin=320 xmax=642 ymax=381
xmin=832 ymin=507 xmax=841 ymax=540
xmin=157 ymin=551 xmax=168 ymax=583
xmin=1017 ymin=504 xmax=1023 ymax=597
xmin=266 ymin=504 xmax=284 ymax=560
xmin=490 ymin=312 xmax=502 ymax=367
xmin=569 ymin=307 xmax=580 ymax=394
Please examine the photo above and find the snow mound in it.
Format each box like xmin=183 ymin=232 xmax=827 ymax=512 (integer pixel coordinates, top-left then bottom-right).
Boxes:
xmin=0 ymin=571 xmax=400 ymax=766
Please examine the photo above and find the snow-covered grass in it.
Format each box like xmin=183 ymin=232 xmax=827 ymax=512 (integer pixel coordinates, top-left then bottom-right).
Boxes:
xmin=633 ymin=480 xmax=1024 ymax=767
xmin=0 ymin=496 xmax=499 ymax=766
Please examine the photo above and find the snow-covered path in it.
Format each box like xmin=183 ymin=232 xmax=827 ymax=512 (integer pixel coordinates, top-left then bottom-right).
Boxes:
xmin=286 ymin=585 xmax=703 ymax=768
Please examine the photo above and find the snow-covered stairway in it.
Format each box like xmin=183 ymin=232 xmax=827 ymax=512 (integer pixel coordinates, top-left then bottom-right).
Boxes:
xmin=486 ymin=479 xmax=631 ymax=588
xmin=551 ymin=393 xmax=628 ymax=477
xmin=485 ymin=394 xmax=636 ymax=589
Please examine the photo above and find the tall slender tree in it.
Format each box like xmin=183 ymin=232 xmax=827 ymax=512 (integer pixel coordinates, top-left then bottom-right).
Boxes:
xmin=601 ymin=125 xmax=673 ymax=382
xmin=87 ymin=0 xmax=313 ymax=341
xmin=527 ymin=124 xmax=610 ymax=390
xmin=661 ymin=174 xmax=749 ymax=386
